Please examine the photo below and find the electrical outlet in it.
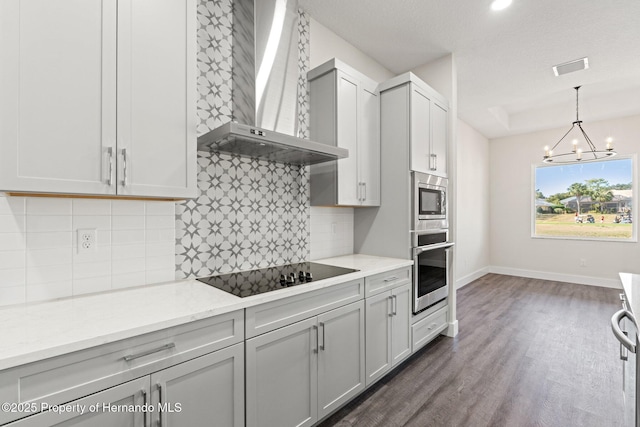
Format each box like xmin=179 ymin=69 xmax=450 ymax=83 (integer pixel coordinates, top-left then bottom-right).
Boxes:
xmin=579 ymin=258 xmax=587 ymax=267
xmin=77 ymin=229 xmax=97 ymax=253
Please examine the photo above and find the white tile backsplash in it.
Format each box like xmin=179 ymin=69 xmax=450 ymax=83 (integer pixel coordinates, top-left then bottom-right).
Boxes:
xmin=26 ymin=248 xmax=72 ymax=267
xmin=0 ymin=233 xmax=25 ymax=251
xmin=0 ymin=214 xmax=25 ymax=233
xmin=309 ymin=207 xmax=355 ymax=260
xmin=0 ymin=268 xmax=24 ymax=288
xmin=0 ymin=286 xmax=25 ymax=306
xmin=0 ymin=250 xmax=26 ymax=270
xmin=72 ymin=199 xmax=111 ymax=216
xmin=0 ymin=197 xmax=25 ymax=215
xmin=26 ymin=198 xmax=71 ymax=215
xmin=0 ymin=196 xmax=177 ymax=307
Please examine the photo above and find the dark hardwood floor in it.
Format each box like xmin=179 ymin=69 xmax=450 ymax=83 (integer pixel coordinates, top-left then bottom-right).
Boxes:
xmin=319 ymin=274 xmax=625 ymax=427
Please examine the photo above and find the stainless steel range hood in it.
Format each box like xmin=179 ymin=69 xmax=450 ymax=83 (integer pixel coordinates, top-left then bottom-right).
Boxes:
xmin=197 ymin=0 xmax=348 ymax=166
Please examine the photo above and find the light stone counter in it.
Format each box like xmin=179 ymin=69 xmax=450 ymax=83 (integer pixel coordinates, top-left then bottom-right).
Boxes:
xmin=620 ymin=273 xmax=640 ymax=318
xmin=0 ymin=254 xmax=412 ymax=371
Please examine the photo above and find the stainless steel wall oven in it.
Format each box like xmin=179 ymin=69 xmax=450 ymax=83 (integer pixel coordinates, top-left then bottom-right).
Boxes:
xmin=411 ymin=171 xmax=452 ymax=314
xmin=412 ymin=230 xmax=453 ymax=314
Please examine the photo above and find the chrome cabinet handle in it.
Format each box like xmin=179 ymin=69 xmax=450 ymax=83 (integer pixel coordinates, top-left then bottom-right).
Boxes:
xmin=313 ymin=325 xmax=318 ymax=353
xmin=388 ymin=296 xmax=394 ymax=317
xmin=319 ymin=322 xmax=325 ymax=351
xmin=383 ymin=276 xmax=398 ymax=282
xmin=120 ymin=148 xmax=128 ymax=186
xmin=363 ymin=182 xmax=367 ymax=201
xmin=157 ymin=383 xmax=163 ymax=427
xmin=621 ymin=331 xmax=629 ymax=361
xmin=123 ymin=343 xmax=175 ymax=362
xmin=105 ymin=147 xmax=114 ymax=186
xmin=392 ymin=295 xmax=397 ymax=316
xmin=612 ymin=309 xmax=637 ymax=354
xmin=430 ymin=154 xmax=437 ymax=170
xmin=141 ymin=389 xmax=147 ymax=427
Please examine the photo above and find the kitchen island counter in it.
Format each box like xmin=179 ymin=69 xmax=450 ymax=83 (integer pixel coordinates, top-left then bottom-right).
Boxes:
xmin=0 ymin=254 xmax=412 ymax=371
xmin=620 ymin=273 xmax=640 ymax=316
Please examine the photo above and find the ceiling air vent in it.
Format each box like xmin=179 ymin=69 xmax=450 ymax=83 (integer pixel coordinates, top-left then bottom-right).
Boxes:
xmin=552 ymin=57 xmax=589 ymax=76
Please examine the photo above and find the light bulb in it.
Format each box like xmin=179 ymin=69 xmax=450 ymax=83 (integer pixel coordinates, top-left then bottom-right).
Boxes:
xmin=491 ymin=0 xmax=512 ymax=11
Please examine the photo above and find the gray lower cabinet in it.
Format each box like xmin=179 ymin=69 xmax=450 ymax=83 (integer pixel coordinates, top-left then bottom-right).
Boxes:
xmin=150 ymin=342 xmax=244 ymax=427
xmin=6 ymin=376 xmax=149 ymax=427
xmin=365 ymin=283 xmax=411 ymax=387
xmin=5 ymin=344 xmax=245 ymax=427
xmin=246 ymin=300 xmax=365 ymax=427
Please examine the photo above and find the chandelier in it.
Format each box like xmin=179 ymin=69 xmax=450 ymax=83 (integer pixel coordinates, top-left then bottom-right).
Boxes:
xmin=542 ymin=86 xmax=616 ymax=163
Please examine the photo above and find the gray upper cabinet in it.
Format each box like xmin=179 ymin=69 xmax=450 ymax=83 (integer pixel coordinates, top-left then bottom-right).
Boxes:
xmin=0 ymin=0 xmax=197 ymax=199
xmin=379 ymin=73 xmax=449 ymax=178
xmin=309 ymin=59 xmax=380 ymax=207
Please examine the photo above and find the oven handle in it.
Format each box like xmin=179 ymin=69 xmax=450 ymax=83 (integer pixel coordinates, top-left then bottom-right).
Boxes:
xmin=414 ymin=242 xmax=455 ymax=256
xmin=611 ymin=309 xmax=637 ymax=354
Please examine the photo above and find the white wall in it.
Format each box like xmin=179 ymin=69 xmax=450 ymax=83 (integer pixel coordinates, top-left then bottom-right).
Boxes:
xmin=456 ymin=119 xmax=490 ymax=287
xmin=309 ymin=18 xmax=394 ymax=82
xmin=489 ymin=114 xmax=640 ymax=288
xmin=0 ymin=196 xmax=176 ymax=307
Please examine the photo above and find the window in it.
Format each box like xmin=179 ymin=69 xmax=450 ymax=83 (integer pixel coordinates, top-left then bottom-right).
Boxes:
xmin=533 ymin=157 xmax=635 ymax=240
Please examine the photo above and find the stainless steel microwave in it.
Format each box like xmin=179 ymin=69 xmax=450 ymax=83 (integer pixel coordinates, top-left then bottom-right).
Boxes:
xmin=412 ymin=171 xmax=448 ymax=231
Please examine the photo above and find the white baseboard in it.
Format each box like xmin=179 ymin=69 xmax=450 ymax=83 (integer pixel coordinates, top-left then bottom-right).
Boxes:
xmin=488 ymin=266 xmax=621 ymax=289
xmin=456 ymin=267 xmax=490 ymax=289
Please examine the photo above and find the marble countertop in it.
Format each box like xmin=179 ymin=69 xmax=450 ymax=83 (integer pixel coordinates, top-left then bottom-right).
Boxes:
xmin=0 ymin=254 xmax=412 ymax=371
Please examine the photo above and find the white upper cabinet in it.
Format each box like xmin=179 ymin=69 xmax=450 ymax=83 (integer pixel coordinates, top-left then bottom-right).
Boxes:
xmin=380 ymin=73 xmax=449 ymax=177
xmin=308 ymin=59 xmax=380 ymax=207
xmin=0 ymin=0 xmax=196 ymax=199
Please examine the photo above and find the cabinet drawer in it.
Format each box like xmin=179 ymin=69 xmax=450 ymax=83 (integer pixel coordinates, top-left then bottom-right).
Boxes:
xmin=411 ymin=306 xmax=448 ymax=353
xmin=245 ymin=279 xmax=364 ymax=338
xmin=365 ymin=267 xmax=411 ymax=297
xmin=0 ymin=310 xmax=243 ymax=425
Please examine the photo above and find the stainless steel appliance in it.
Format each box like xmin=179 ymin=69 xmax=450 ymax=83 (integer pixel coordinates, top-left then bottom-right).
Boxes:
xmin=197 ymin=262 xmax=358 ymax=298
xmin=612 ymin=293 xmax=640 ymax=426
xmin=412 ymin=171 xmax=448 ymax=232
xmin=412 ymin=230 xmax=453 ymax=314
xmin=196 ymin=0 xmax=348 ymax=165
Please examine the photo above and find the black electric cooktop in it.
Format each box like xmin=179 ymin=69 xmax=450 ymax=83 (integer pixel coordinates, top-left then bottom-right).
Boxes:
xmin=196 ymin=262 xmax=359 ymax=298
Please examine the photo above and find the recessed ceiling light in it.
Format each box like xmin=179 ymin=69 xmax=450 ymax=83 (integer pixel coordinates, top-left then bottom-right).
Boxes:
xmin=491 ymin=0 xmax=512 ymax=11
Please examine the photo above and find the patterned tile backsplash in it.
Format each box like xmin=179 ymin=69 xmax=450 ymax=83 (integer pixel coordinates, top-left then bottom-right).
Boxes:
xmin=176 ymin=0 xmax=313 ymax=279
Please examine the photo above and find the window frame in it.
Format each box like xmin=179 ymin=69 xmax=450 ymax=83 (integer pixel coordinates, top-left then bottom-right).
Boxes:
xmin=530 ymin=154 xmax=638 ymax=242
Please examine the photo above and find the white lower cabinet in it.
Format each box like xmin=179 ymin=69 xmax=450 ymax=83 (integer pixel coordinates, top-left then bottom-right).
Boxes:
xmin=6 ymin=344 xmax=245 ymax=427
xmin=246 ymin=300 xmax=365 ymax=427
xmin=6 ymin=377 xmax=149 ymax=427
xmin=365 ymin=283 xmax=411 ymax=387
xmin=149 ymin=343 xmax=244 ymax=427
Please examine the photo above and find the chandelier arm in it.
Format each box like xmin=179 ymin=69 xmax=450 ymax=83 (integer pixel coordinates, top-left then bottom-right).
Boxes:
xmin=550 ymin=124 xmax=576 ymax=152
xmin=577 ymin=123 xmax=598 ymax=152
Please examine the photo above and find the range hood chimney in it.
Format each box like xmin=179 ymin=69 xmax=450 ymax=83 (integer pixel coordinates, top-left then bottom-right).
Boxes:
xmin=197 ymin=0 xmax=348 ymax=165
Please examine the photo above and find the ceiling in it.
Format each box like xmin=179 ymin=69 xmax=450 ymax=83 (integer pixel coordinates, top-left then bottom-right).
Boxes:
xmin=298 ymin=0 xmax=640 ymax=139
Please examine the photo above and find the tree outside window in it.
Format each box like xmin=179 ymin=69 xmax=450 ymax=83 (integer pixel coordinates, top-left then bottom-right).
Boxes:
xmin=533 ymin=157 xmax=635 ymax=240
